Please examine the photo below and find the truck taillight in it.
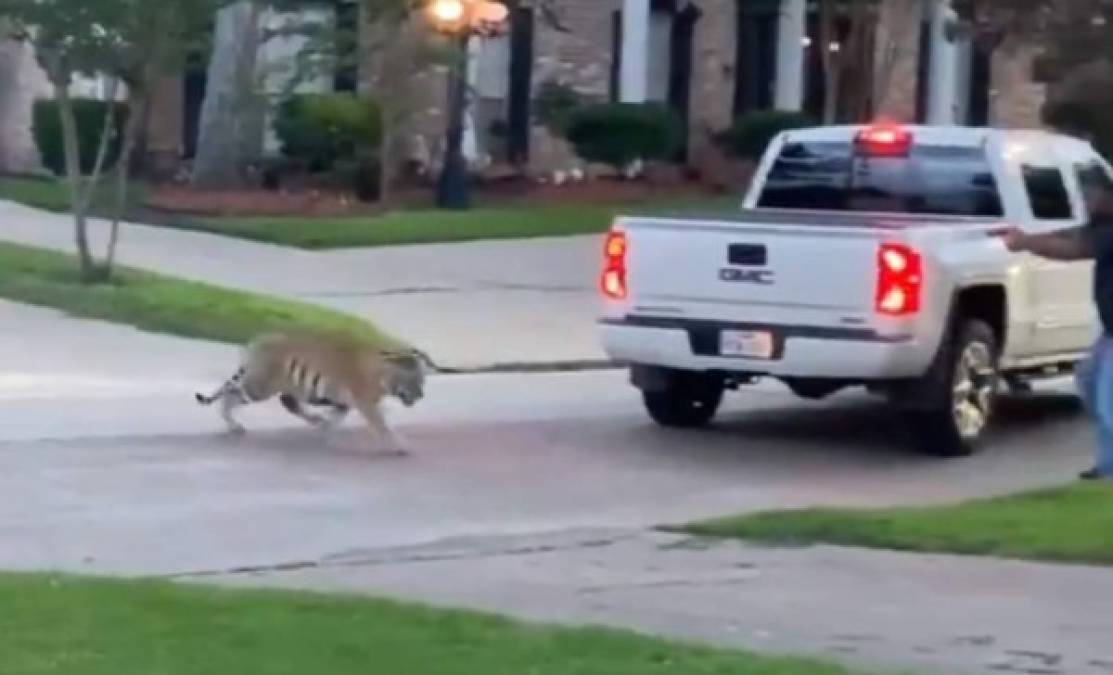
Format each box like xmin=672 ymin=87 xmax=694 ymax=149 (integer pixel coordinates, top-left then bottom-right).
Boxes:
xmin=855 ymin=122 xmax=913 ymax=157
xmin=876 ymin=243 xmax=922 ymax=316
xmin=601 ymin=229 xmax=628 ymax=300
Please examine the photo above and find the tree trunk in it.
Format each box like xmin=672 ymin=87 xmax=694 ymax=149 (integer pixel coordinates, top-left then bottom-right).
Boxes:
xmin=191 ymin=0 xmax=265 ymax=189
xmin=844 ymin=0 xmax=873 ymax=122
xmin=53 ymin=76 xmax=97 ymax=281
xmin=0 ymin=38 xmax=43 ymax=174
xmin=80 ymin=77 xmax=120 ymax=211
xmin=103 ymin=87 xmax=147 ymax=278
xmin=379 ymin=112 xmax=393 ymax=204
xmin=0 ymin=39 xmax=23 ymax=173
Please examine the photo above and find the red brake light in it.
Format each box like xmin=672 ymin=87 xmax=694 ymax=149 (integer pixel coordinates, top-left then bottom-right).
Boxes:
xmin=601 ymin=229 xmax=628 ymax=300
xmin=876 ymin=243 xmax=922 ymax=316
xmin=855 ymin=123 xmax=912 ymax=157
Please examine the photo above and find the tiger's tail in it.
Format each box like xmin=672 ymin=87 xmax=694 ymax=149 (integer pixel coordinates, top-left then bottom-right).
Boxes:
xmin=195 ymin=367 xmax=247 ymax=406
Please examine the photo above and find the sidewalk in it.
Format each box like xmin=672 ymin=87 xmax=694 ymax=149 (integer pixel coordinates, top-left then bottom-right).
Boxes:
xmin=0 ymin=200 xmax=606 ymax=369
xmin=207 ymin=529 xmax=1113 ymax=675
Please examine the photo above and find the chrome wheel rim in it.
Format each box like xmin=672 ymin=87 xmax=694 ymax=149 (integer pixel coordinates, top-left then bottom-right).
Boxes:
xmin=952 ymin=342 xmax=997 ymax=440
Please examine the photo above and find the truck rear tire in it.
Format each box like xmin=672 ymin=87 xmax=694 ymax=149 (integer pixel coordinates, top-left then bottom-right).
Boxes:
xmin=642 ymin=372 xmax=724 ymax=429
xmin=906 ymin=319 xmax=1000 ymax=457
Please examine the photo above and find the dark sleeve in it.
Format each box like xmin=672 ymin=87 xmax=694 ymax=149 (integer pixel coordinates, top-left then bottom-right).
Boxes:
xmin=1078 ymin=221 xmax=1098 ymax=256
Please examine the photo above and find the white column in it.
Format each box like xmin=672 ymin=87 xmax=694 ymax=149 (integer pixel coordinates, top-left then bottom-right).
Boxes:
xmin=462 ymin=36 xmax=481 ymax=163
xmin=620 ymin=0 xmax=650 ymax=103
xmin=926 ymin=0 xmax=959 ymax=125
xmin=774 ymin=0 xmax=806 ymax=111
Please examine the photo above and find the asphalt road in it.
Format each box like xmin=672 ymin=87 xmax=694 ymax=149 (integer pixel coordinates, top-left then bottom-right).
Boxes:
xmin=0 ymin=365 xmax=1090 ymax=576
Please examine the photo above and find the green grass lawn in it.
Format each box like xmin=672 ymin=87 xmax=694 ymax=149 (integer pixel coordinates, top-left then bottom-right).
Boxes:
xmin=0 ymin=573 xmax=856 ymax=675
xmin=679 ymin=483 xmax=1113 ymax=566
xmin=0 ymin=174 xmax=738 ymax=249
xmin=0 ymin=174 xmax=149 ymax=216
xmin=0 ymin=176 xmax=616 ymax=247
xmin=0 ymin=175 xmax=74 ymax=212
xmin=0 ymin=241 xmax=387 ymax=346
xmin=189 ymin=195 xmax=738 ymax=249
xmin=191 ymin=205 xmax=624 ymax=249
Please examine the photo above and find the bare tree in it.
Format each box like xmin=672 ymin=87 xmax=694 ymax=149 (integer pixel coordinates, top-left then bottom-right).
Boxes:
xmin=0 ymin=0 xmax=229 ymax=282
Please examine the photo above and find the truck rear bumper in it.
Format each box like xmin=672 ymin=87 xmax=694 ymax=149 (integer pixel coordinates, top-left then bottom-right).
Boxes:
xmin=599 ymin=317 xmax=929 ymax=380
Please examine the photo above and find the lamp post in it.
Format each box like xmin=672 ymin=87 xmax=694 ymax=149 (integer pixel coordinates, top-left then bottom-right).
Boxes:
xmin=426 ymin=0 xmax=509 ymax=210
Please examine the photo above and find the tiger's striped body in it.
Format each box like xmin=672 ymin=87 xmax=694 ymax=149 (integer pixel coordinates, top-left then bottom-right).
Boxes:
xmin=196 ymin=332 xmax=429 ymax=454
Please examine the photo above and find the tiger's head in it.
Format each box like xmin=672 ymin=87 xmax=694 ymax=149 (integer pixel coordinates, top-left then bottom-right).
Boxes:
xmin=381 ymin=349 xmax=430 ymax=407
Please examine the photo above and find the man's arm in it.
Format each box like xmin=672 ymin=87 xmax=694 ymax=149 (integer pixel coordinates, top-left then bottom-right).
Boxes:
xmin=999 ymin=225 xmax=1094 ymax=261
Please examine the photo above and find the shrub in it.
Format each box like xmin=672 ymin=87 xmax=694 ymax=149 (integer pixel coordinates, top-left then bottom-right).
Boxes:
xmin=273 ymin=93 xmax=382 ymax=172
xmin=1044 ymin=93 xmax=1113 ymax=162
xmin=565 ymin=103 xmax=684 ymax=170
xmin=32 ymin=99 xmax=130 ymax=176
xmin=716 ymin=110 xmax=816 ymax=160
xmin=533 ymin=79 xmax=585 ymax=135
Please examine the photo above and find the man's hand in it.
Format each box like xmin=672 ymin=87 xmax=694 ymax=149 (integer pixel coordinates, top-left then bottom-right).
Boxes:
xmin=989 ymin=225 xmax=1093 ymax=261
xmin=991 ymin=226 xmax=1029 ymax=253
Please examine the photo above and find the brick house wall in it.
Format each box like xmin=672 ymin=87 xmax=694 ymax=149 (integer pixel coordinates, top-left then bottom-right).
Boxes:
xmin=25 ymin=0 xmax=1050 ymax=182
xmin=990 ymin=40 xmax=1045 ymax=129
xmin=507 ymin=0 xmax=1048 ymax=174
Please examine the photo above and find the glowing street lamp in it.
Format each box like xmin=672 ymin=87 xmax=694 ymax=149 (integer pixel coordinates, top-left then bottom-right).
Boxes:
xmin=428 ymin=0 xmax=466 ymax=30
xmin=426 ymin=0 xmax=509 ymax=209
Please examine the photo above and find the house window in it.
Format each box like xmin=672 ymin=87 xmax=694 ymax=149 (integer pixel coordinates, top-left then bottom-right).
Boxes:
xmin=734 ymin=1 xmax=779 ymax=116
xmin=915 ymin=19 xmax=930 ymax=123
xmin=610 ymin=10 xmax=622 ymax=102
xmin=333 ymin=0 xmax=359 ymax=92
xmin=1022 ymin=165 xmax=1074 ymax=221
xmin=803 ymin=8 xmax=852 ymax=121
xmin=965 ymin=42 xmax=991 ymax=126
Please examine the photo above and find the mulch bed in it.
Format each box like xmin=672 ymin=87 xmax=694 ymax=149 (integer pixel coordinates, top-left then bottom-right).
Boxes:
xmin=144 ymin=177 xmax=721 ymax=218
xmin=143 ymin=187 xmax=394 ymax=217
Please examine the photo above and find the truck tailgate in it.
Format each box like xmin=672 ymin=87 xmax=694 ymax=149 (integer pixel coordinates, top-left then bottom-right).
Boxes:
xmin=621 ymin=213 xmax=894 ymax=320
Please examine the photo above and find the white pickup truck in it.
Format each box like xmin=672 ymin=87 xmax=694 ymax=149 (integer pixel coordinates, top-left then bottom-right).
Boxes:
xmin=600 ymin=124 xmax=1113 ymax=456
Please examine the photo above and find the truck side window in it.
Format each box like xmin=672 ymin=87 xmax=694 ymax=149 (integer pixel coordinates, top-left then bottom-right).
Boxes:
xmin=1074 ymin=161 xmax=1113 ymax=220
xmin=1076 ymin=160 xmax=1113 ymax=193
xmin=1021 ymin=165 xmax=1073 ymax=220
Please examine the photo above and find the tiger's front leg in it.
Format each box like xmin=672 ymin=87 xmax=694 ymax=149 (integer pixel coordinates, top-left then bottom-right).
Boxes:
xmin=352 ymin=397 xmax=410 ymax=457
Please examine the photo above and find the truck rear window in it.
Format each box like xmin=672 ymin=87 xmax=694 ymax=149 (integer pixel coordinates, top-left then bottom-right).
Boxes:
xmin=756 ymin=141 xmax=1004 ymax=217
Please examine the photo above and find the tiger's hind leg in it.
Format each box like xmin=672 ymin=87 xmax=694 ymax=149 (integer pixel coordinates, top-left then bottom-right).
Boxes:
xmin=196 ymin=367 xmax=252 ymax=435
xmin=220 ymin=389 xmax=249 ymax=436
xmin=279 ymin=393 xmax=328 ymax=428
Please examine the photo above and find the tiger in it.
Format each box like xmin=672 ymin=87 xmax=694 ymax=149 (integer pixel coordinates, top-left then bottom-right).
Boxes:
xmin=195 ymin=331 xmax=434 ymax=455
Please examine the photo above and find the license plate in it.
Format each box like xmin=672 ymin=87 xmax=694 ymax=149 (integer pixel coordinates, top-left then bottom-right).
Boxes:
xmin=719 ymin=330 xmax=774 ymax=359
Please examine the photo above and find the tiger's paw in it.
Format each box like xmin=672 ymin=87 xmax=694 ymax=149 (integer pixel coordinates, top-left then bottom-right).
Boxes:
xmin=371 ymin=443 xmax=410 ymax=458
